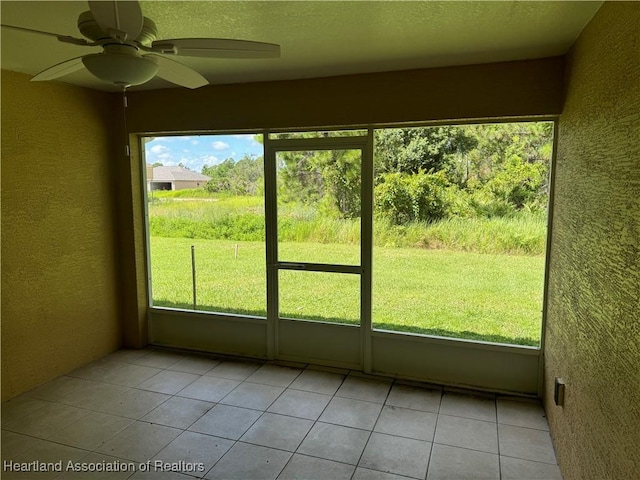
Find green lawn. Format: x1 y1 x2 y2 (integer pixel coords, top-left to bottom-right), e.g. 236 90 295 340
150 236 544 346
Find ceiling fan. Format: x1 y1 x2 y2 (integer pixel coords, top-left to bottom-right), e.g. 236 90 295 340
1 0 281 89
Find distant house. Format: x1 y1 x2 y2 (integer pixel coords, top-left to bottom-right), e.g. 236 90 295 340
148 165 211 191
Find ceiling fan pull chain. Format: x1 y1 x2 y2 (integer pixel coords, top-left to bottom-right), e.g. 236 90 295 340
122 90 130 158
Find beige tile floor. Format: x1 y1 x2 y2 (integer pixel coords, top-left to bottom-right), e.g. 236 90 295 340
1 348 562 479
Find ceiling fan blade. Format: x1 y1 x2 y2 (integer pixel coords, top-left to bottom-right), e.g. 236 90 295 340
146 54 209 89
88 0 143 42
151 38 281 59
1 24 91 46
31 56 85 82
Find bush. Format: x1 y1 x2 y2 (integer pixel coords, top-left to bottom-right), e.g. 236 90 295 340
374 171 449 224
442 185 476 218
374 173 413 224
483 155 547 209
467 189 517 218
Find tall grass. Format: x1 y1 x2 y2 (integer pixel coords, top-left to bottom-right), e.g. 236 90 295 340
149 188 219 199
374 214 546 255
148 192 546 255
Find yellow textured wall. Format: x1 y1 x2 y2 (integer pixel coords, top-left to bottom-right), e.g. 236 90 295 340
544 3 640 479
1 70 121 400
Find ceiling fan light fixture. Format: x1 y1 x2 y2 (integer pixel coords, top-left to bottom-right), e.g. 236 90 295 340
82 52 158 88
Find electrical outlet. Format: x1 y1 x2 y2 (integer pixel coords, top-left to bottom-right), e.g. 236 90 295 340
554 377 565 406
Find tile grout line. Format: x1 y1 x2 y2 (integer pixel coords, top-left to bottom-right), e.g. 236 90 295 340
3 350 558 478
203 364 307 479
283 367 350 478
424 387 445 480
350 377 395 476
495 397 503 480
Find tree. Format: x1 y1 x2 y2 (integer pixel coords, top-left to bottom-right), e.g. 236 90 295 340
374 171 449 224
278 149 361 218
458 122 553 211
371 122 553 221
202 158 235 192
202 155 263 195
321 149 361 218
374 126 478 179
459 122 552 188
271 132 362 218
228 155 263 195
483 155 548 209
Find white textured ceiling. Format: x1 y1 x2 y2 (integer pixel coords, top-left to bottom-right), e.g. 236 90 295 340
1 1 602 91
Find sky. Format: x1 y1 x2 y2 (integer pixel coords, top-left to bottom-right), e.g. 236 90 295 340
144 134 264 173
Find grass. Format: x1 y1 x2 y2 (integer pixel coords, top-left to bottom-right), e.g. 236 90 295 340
150 236 544 346
374 215 546 255
371 247 543 345
149 188 227 199
147 190 546 346
148 191 547 255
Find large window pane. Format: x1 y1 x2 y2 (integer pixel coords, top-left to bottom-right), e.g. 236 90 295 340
145 134 266 316
372 122 551 346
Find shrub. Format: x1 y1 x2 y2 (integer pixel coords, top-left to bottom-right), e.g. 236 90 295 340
374 173 413 224
467 189 517 218
443 185 476 218
483 155 547 209
374 171 449 224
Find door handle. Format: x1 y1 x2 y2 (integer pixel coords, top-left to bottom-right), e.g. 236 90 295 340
278 262 306 269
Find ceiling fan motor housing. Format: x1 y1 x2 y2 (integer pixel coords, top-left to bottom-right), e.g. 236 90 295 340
82 44 159 88
77 10 157 46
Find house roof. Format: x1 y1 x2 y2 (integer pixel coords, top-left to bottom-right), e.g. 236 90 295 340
151 166 211 183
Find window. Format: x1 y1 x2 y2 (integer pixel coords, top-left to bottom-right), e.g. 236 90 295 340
144 134 267 316
143 122 552 348
372 122 552 346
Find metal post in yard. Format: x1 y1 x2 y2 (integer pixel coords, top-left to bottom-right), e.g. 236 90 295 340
191 245 197 310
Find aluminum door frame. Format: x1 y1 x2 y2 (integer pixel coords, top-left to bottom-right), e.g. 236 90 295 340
264 133 374 370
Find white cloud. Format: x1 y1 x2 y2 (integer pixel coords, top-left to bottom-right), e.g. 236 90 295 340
191 140 199 145
146 142 177 165
149 144 168 154
212 141 230 151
